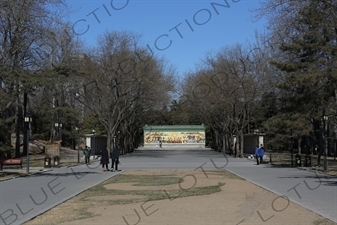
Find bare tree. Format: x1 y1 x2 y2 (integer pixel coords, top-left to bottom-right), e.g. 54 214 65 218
183 44 264 156
75 31 175 152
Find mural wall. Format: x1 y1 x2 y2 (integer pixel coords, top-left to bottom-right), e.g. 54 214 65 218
144 131 205 144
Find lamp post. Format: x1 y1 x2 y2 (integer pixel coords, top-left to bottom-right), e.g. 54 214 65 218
25 116 32 173
75 127 80 163
55 122 62 140
54 122 58 140
92 129 96 159
59 123 62 141
323 115 328 171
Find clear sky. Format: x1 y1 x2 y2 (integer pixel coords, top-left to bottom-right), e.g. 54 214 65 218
66 0 267 77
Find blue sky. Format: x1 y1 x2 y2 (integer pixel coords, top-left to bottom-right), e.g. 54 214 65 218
66 0 267 76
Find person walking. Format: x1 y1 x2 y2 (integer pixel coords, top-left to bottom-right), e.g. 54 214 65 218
259 144 265 164
100 147 110 172
111 145 120 172
82 146 89 165
255 145 260 165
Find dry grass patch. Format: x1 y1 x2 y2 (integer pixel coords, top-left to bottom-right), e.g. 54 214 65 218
24 169 232 225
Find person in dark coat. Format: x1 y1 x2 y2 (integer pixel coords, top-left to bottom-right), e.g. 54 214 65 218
100 147 110 172
82 146 90 165
111 145 120 172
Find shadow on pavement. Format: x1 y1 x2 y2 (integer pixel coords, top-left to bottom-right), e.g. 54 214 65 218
30 171 99 177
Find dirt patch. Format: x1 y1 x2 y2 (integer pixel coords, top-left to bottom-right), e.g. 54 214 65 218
24 169 336 225
105 169 231 191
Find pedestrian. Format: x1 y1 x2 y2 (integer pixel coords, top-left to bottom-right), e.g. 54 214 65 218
111 145 120 172
255 145 260 165
100 147 110 172
259 144 265 164
159 140 162 148
87 147 92 164
82 146 89 165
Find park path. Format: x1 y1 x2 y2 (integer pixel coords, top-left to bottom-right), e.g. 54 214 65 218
225 161 337 223
0 163 121 225
0 146 336 224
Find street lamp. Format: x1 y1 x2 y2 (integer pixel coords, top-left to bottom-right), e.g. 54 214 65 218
25 116 32 173
75 127 80 163
54 122 62 140
323 115 328 171
60 123 62 140
54 122 58 140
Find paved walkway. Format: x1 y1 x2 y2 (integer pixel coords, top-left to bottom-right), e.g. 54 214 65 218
0 147 336 224
225 160 337 224
0 163 121 225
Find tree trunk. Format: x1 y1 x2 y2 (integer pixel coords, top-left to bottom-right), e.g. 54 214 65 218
318 133 324 166
15 93 21 158
106 131 112 153
23 92 28 156
333 123 337 160
214 130 219 151
240 132 244 158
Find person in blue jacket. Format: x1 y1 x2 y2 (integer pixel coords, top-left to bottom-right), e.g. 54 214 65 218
255 145 260 165
259 144 265 164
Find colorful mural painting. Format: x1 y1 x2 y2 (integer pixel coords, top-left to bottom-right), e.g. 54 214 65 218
143 125 205 144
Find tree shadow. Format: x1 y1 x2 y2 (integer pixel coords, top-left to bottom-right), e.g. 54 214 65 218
30 171 99 177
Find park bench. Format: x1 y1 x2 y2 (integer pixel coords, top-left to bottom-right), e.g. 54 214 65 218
0 158 22 170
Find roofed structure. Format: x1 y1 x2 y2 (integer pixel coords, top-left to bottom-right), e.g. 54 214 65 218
143 125 205 144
